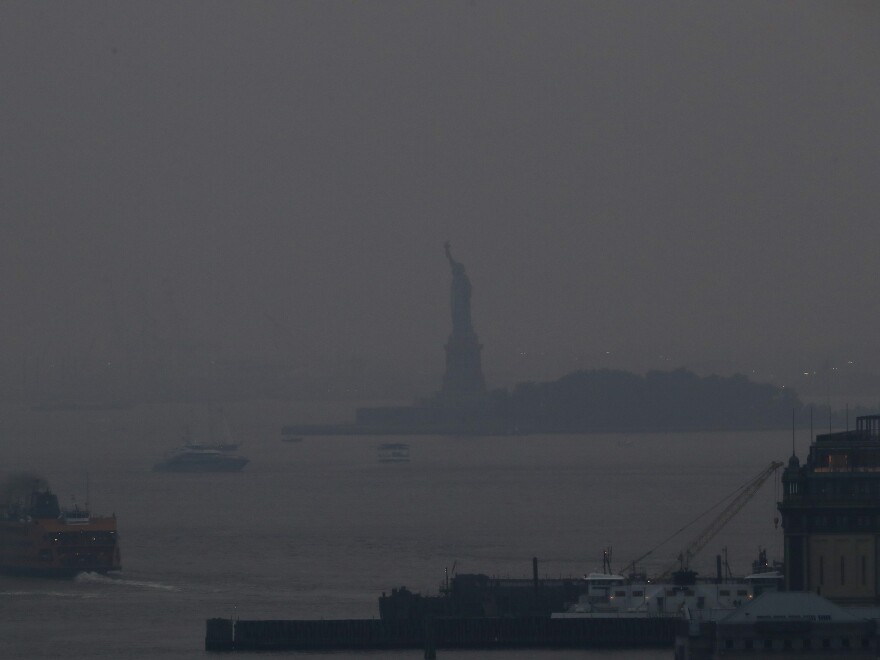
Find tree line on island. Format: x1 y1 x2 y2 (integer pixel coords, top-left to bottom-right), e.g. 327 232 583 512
481 368 872 433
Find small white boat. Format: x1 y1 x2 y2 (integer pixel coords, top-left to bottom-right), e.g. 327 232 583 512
378 443 410 463
153 446 249 472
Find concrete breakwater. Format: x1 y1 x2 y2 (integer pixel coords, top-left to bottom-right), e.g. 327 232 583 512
205 615 676 651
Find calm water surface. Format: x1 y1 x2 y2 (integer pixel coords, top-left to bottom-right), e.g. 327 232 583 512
0 401 798 659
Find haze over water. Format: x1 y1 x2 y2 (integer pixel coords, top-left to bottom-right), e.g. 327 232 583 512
2 2 880 400
1 402 797 659
2 2 877 658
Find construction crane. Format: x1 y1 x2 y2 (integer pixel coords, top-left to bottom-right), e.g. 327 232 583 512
652 460 784 582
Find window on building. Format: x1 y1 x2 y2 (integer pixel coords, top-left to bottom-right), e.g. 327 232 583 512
862 556 867 586
719 589 730 596
830 453 849 470
819 556 824 585
841 557 846 586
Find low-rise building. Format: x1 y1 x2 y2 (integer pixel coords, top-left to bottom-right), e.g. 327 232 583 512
674 591 877 659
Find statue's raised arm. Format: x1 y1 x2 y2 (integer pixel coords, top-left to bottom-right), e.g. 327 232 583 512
444 241 456 269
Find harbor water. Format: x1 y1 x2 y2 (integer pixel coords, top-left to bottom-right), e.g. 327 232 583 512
0 401 796 659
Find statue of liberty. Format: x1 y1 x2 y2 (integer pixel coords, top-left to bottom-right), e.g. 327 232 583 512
444 241 473 336
439 241 486 401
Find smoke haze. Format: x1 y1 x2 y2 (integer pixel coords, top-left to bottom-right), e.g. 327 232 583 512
2 2 879 399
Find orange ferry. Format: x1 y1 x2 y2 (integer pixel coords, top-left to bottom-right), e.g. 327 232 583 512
0 488 121 577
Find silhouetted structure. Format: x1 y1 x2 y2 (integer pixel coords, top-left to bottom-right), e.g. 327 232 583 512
439 242 486 404
325 243 490 433
344 243 491 431
284 364 804 436
281 250 805 435
779 415 880 603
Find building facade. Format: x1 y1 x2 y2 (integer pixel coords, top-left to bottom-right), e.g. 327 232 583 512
779 415 880 603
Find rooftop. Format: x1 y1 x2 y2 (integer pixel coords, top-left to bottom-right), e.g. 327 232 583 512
721 592 868 625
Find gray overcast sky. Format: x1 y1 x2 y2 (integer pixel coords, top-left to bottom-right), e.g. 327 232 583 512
1 1 879 390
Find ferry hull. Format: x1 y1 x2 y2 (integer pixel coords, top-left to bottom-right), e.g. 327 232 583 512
0 564 118 579
0 516 121 578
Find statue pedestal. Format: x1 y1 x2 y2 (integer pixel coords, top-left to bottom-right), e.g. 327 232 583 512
440 331 486 405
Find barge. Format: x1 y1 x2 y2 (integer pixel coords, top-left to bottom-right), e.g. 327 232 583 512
206 557 781 651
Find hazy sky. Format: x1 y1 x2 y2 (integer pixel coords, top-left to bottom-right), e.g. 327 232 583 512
2 2 879 390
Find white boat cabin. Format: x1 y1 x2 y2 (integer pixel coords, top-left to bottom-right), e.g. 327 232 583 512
553 572 782 618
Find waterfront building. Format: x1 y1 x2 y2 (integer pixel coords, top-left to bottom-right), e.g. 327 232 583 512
779 415 880 603
674 591 877 659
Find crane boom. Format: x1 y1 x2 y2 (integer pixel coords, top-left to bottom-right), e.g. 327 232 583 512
654 460 783 581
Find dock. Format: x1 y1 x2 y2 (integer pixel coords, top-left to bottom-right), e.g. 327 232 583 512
205 615 676 651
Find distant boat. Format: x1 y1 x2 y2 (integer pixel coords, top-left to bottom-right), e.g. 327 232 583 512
176 419 239 453
185 442 239 452
153 446 249 472
378 443 409 463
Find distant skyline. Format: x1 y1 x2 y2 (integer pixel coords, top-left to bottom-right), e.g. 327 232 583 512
2 2 879 400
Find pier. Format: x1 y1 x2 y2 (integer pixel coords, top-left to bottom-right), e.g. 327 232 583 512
205 615 676 651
